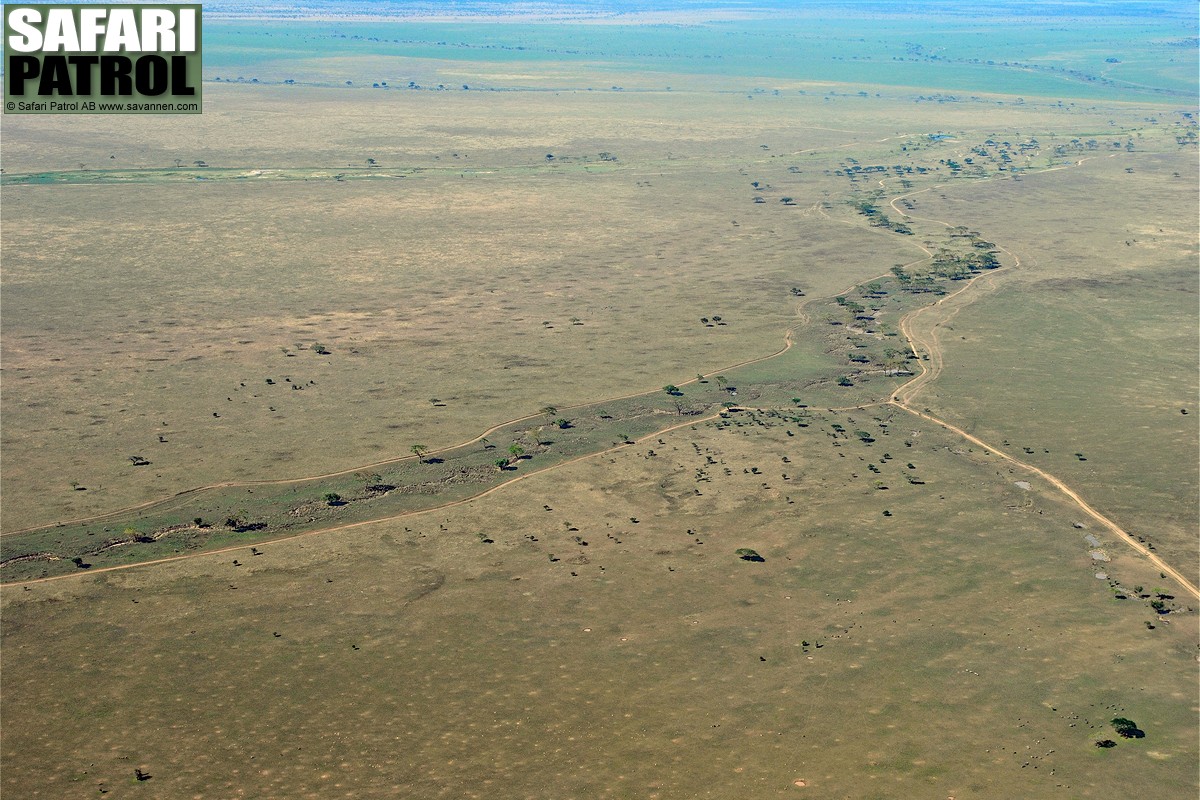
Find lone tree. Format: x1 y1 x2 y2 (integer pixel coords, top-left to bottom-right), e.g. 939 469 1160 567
411 444 429 463
1111 718 1145 739
540 405 558 418
663 384 681 396
323 492 343 506
508 444 525 462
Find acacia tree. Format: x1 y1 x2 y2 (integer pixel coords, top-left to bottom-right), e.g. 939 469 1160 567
411 444 429 463
1111 718 1145 739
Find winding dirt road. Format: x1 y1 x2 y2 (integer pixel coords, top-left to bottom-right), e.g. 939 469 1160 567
879 178 1199 601
6 156 1195 601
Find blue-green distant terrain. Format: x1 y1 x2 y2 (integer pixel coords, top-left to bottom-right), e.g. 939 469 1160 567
201 1 1198 101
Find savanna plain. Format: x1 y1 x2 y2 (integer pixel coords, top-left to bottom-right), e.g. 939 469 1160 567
1 2 1197 798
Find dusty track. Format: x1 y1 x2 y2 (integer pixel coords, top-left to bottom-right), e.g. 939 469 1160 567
6 156 1194 601
879 177 1200 601
1 332 795 539
3 411 726 586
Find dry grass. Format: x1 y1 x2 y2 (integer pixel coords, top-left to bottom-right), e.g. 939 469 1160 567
1 85 938 530
907 151 1200 582
2 57 1196 800
3 409 1194 798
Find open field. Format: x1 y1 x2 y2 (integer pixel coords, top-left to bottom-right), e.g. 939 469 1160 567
3 85 932 531
903 150 1199 582
3 408 1196 798
3 87 1188 532
2 1 1197 797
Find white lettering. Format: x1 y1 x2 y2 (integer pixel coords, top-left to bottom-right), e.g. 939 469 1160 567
6 8 43 52
6 7 199 54
103 9 140 52
78 8 108 52
140 10 174 51
41 8 80 52
6 7 44 51
178 8 196 52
